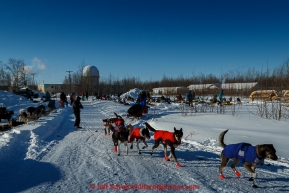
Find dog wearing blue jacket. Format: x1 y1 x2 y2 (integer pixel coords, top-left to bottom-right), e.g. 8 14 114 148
218 129 278 188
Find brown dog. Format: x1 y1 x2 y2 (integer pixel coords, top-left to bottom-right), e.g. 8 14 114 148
103 112 125 136
127 124 150 154
219 129 278 188
145 122 183 167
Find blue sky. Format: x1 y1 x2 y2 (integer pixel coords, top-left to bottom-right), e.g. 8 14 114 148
1 0 289 84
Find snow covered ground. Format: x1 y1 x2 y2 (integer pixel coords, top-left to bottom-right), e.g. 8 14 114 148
1 89 289 192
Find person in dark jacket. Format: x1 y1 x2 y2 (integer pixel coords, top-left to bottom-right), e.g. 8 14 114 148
85 91 89 101
72 96 83 128
70 92 75 106
60 92 68 107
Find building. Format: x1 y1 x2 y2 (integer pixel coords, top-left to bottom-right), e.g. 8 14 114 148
38 84 67 94
152 82 259 96
152 87 188 95
188 82 258 91
83 65 100 86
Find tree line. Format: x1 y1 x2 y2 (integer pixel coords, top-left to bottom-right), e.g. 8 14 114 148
1 58 289 97
0 59 37 91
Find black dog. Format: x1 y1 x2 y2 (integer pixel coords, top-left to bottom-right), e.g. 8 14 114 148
27 105 45 118
0 110 14 122
0 107 14 122
145 122 183 167
110 124 129 156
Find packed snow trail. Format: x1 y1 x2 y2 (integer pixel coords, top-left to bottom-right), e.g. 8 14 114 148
1 100 288 192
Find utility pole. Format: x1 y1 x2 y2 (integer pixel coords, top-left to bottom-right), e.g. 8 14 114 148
31 72 36 86
66 70 73 93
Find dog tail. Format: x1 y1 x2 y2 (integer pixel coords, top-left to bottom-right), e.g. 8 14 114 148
219 129 228 148
114 112 123 119
145 122 156 132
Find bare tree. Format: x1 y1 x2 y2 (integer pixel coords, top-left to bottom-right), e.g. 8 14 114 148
5 58 30 89
0 61 5 86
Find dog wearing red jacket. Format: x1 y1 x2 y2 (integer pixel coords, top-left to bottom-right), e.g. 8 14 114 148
127 124 150 154
110 124 129 156
102 112 125 136
145 122 183 167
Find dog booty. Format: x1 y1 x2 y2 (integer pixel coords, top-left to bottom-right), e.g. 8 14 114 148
113 147 117 152
165 156 170 161
176 163 181 167
235 171 241 177
219 174 225 179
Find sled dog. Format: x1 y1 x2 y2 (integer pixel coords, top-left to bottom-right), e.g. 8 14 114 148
128 124 150 154
219 129 278 188
103 112 125 136
145 122 183 167
110 124 129 156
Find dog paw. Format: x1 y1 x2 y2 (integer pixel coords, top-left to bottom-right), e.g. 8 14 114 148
118 154 120 156
252 184 258 188
248 177 254 181
234 171 241 177
150 152 153 156
130 146 133 149
142 146 147 149
138 152 141 154
219 174 225 179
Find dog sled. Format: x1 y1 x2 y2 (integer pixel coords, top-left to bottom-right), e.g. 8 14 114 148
47 100 56 109
0 106 14 122
127 104 149 118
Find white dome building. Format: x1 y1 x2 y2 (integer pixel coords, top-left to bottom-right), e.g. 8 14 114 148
83 65 100 86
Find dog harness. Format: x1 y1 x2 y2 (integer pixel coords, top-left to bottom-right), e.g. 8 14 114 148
129 128 145 142
223 143 264 165
154 130 180 145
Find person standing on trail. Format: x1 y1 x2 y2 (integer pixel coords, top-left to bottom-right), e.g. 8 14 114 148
60 92 66 107
81 91 85 101
86 91 89 101
72 96 83 129
70 92 75 106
